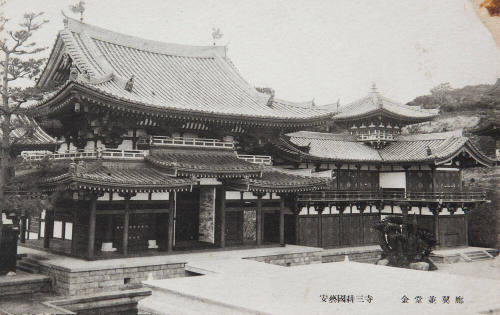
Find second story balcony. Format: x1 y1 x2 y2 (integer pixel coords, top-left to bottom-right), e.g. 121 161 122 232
298 189 488 204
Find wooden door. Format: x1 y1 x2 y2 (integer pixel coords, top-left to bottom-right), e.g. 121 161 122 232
297 216 318 247
263 212 280 243
225 211 243 245
321 215 341 248
176 190 200 242
439 216 466 247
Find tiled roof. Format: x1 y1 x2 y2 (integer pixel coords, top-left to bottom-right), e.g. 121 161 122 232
43 161 195 193
322 90 438 121
36 18 331 122
146 147 263 178
280 130 494 165
0 115 58 149
228 168 331 193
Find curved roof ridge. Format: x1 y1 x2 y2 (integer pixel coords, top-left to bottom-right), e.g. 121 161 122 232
286 130 356 141
397 130 464 141
378 95 438 114
65 17 226 58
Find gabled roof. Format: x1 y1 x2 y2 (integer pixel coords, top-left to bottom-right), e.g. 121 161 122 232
227 168 331 193
278 130 494 166
146 147 263 178
35 18 332 125
322 87 438 122
42 161 195 193
1 114 58 151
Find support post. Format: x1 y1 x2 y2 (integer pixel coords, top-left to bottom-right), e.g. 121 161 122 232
168 191 175 252
279 196 285 247
44 210 54 249
464 207 469 246
122 195 131 255
219 188 226 248
317 207 323 248
20 216 26 243
432 206 440 246
88 195 97 259
256 193 263 245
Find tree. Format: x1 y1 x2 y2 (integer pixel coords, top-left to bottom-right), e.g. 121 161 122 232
430 82 453 106
0 7 49 246
373 216 436 268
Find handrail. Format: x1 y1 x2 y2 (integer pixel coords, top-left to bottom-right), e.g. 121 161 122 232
237 154 272 165
22 149 148 161
357 133 395 141
297 190 487 202
141 136 234 149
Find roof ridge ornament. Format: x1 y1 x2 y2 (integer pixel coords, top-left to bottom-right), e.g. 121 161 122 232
125 75 135 92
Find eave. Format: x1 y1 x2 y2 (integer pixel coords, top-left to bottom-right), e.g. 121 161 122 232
30 81 334 129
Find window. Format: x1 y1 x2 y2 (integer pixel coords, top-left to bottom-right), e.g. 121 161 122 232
53 220 63 238
39 210 46 239
64 222 73 240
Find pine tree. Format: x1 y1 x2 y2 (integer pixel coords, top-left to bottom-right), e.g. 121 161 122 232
0 6 50 245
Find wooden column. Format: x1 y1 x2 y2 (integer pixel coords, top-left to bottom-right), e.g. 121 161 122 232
219 188 226 248
295 199 300 245
256 193 263 246
432 206 440 246
168 191 176 252
317 207 323 248
44 210 54 249
122 195 131 255
279 196 285 247
88 195 97 259
20 216 27 243
464 207 469 246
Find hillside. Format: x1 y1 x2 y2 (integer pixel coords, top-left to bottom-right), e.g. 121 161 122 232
404 80 500 157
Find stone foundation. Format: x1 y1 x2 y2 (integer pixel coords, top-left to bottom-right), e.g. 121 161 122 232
322 248 382 264
39 262 186 296
245 251 323 266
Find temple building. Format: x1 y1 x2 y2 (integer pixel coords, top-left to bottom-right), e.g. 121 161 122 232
18 18 494 260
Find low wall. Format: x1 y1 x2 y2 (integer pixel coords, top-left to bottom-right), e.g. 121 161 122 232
0 275 51 297
245 251 323 266
46 287 152 315
322 247 382 264
39 262 186 296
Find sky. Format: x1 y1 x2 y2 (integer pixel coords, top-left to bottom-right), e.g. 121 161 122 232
3 0 500 105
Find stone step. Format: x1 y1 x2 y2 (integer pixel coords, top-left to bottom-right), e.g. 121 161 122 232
0 275 51 297
16 260 40 274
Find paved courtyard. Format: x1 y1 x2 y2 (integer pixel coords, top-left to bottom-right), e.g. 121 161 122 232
142 255 500 315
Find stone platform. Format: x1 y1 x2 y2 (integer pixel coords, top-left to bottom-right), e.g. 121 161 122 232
142 261 500 315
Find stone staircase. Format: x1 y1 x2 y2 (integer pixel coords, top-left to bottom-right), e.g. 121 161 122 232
16 256 42 274
460 250 495 262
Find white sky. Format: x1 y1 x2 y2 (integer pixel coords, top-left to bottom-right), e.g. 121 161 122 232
3 0 500 105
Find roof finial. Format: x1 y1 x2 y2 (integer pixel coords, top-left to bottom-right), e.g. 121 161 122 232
211 27 223 46
125 75 135 92
371 82 378 93
70 1 86 22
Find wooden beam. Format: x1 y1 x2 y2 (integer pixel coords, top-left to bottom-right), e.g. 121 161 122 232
122 196 130 255
219 188 226 248
256 194 263 245
96 208 169 215
88 195 97 259
168 191 175 252
279 197 285 246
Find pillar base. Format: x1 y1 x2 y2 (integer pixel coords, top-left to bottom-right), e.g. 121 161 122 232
101 242 117 252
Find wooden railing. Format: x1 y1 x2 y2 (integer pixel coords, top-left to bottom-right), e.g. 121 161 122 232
298 190 487 203
236 154 272 165
140 136 234 149
357 133 395 141
21 149 148 161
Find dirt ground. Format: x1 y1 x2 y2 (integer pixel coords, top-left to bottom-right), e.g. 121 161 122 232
435 256 500 280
